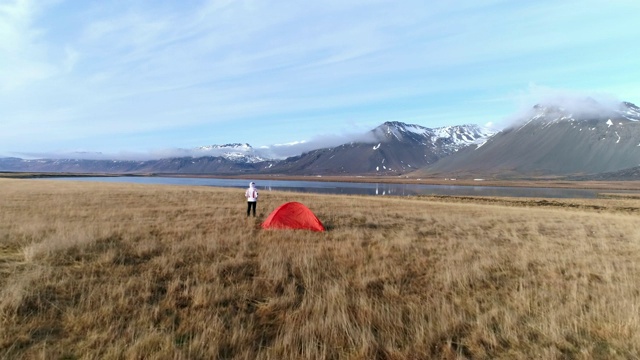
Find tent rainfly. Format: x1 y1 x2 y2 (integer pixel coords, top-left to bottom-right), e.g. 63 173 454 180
261 202 325 232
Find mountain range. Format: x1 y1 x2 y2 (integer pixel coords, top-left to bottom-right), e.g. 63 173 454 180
2 100 639 179
0 123 495 176
262 122 495 175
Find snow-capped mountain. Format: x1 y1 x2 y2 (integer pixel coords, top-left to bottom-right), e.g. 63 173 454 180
267 122 496 175
372 122 496 155
193 143 268 163
417 101 640 178
433 125 497 146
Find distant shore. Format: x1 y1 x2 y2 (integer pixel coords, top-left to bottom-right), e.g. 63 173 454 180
2 171 640 191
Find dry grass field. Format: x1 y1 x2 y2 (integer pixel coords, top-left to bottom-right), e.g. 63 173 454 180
1 178 640 359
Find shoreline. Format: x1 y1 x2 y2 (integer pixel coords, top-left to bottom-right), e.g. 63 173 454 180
2 171 640 191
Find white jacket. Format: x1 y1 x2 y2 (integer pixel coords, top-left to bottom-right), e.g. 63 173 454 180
245 184 258 202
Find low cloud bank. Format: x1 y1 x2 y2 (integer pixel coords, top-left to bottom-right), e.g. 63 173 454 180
15 131 379 161
15 148 251 161
259 131 378 159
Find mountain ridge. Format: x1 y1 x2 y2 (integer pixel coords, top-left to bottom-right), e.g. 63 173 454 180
413 100 640 178
264 123 496 175
0 122 496 176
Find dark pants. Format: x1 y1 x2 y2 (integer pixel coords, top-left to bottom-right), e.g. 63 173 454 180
247 201 257 217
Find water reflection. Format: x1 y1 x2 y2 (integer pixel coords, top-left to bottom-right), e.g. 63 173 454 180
44 176 603 199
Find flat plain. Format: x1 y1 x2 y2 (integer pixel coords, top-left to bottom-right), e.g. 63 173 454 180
1 178 640 359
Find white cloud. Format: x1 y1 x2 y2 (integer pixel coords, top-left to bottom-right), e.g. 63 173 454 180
2 0 640 156
0 0 57 90
258 130 379 159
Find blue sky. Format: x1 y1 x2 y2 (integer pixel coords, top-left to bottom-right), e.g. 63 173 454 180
2 0 640 159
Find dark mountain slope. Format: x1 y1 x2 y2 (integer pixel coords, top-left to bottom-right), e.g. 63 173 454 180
415 101 640 178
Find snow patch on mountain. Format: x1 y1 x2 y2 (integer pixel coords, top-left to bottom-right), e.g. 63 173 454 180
194 143 268 163
403 124 431 136
622 102 640 120
431 124 497 146
375 121 497 151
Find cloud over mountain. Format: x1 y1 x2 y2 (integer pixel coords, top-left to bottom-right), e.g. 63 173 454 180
259 131 379 159
502 86 628 128
418 96 640 178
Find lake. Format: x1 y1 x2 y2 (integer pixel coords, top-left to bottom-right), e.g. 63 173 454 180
44 176 605 199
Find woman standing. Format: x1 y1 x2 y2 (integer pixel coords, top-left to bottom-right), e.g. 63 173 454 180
245 182 258 217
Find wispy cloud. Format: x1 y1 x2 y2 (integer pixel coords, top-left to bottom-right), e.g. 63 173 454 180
0 0 58 90
1 0 640 157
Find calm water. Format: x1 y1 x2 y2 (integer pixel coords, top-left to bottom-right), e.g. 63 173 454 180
44 176 605 199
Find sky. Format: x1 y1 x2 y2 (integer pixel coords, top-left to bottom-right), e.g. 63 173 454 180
2 0 640 159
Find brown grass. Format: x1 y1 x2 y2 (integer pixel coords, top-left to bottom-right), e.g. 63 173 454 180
1 178 640 359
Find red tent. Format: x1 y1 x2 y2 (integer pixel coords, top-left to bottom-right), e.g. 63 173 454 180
261 202 325 232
